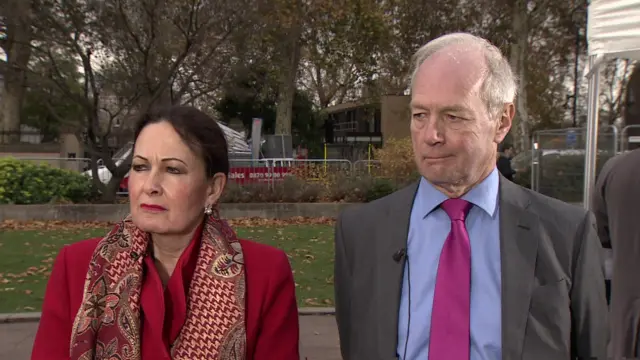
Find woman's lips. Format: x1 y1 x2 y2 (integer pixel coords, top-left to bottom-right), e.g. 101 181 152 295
140 204 167 211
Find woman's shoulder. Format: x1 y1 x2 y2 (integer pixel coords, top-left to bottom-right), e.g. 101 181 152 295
53 237 102 276
239 239 291 274
61 237 102 258
239 239 287 261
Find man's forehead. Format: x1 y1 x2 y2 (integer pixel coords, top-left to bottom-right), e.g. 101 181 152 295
414 46 486 90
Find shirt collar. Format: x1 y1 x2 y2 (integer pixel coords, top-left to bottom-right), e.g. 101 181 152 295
415 167 500 218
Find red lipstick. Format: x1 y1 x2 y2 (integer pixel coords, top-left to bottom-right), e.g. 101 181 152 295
140 203 167 211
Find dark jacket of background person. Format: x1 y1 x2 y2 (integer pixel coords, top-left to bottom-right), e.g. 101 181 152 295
591 148 640 358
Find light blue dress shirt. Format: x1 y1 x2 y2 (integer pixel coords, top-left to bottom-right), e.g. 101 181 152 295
396 168 502 360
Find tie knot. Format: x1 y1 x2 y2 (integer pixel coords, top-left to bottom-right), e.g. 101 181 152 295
441 198 472 221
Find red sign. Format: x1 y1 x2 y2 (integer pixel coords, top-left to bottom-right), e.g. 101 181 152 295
228 166 291 183
120 167 289 190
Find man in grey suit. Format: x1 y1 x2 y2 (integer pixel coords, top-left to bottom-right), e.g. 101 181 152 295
334 32 608 360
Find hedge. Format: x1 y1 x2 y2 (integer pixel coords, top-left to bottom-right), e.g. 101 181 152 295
514 152 615 202
0 157 96 204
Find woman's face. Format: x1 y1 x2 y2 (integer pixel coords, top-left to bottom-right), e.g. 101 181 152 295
128 121 225 236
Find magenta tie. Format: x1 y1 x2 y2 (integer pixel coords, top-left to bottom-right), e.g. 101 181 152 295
428 198 473 360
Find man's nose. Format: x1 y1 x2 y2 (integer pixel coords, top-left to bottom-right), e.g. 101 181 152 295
421 117 445 145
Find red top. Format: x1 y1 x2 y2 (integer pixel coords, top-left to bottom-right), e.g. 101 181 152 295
31 232 300 360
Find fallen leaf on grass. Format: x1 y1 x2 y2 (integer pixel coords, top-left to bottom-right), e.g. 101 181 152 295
304 298 322 306
24 290 33 295
227 217 335 228
0 220 114 231
1 217 336 231
23 306 35 311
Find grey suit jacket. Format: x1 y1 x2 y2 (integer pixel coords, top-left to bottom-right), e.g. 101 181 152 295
334 177 608 360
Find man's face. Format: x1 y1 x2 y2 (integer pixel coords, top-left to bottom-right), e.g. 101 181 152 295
410 46 512 192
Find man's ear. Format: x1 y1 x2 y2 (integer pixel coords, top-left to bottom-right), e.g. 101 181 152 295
495 103 515 143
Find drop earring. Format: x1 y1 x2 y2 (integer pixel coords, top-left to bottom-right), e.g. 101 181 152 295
204 204 213 215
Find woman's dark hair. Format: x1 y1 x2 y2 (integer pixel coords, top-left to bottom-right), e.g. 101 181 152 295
133 105 229 178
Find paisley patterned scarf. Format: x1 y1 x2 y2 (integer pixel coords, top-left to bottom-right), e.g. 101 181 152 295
69 214 246 360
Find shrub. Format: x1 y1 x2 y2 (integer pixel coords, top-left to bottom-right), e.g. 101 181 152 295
288 162 334 187
273 176 325 203
0 157 95 204
221 176 325 203
365 177 396 202
221 173 397 203
325 173 374 202
515 152 615 202
373 137 418 183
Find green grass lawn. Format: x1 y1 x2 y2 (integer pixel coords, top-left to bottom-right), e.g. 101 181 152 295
0 224 334 313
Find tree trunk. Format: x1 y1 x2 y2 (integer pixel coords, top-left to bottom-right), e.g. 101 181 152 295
274 22 303 135
1 0 33 144
100 178 124 203
1 91 22 143
508 0 531 153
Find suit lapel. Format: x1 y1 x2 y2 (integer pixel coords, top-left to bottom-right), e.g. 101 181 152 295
375 182 419 358
499 178 540 360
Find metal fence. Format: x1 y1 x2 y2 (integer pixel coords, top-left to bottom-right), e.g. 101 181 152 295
529 125 618 202
620 124 640 151
352 160 382 176
1 156 369 191
227 158 353 185
5 123 640 203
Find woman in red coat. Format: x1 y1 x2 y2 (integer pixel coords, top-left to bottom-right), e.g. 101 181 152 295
32 106 300 360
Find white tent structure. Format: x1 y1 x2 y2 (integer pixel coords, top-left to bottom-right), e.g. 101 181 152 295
583 0 640 208
218 122 251 155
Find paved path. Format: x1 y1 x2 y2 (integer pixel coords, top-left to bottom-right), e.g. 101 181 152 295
0 315 341 360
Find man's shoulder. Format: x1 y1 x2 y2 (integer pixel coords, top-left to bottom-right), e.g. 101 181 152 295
509 182 586 222
599 148 640 179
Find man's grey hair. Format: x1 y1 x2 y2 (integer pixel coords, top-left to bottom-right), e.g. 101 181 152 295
409 32 517 118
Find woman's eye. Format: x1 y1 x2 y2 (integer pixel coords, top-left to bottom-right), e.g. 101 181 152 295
167 167 181 174
132 164 146 171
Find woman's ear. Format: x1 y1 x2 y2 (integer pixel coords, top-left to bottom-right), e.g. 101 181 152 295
206 173 227 206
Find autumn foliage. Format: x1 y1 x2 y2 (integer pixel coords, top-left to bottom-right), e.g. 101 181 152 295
373 137 419 184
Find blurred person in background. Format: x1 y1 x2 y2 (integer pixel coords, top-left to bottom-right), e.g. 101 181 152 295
592 149 640 358
496 143 516 181
31 105 299 360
